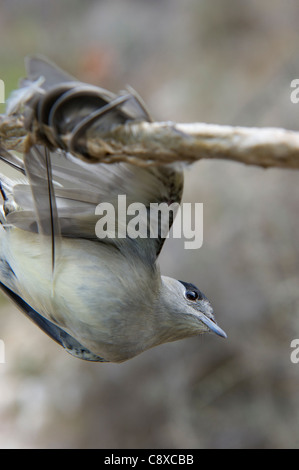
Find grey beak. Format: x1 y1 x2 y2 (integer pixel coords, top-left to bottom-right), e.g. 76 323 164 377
199 314 227 338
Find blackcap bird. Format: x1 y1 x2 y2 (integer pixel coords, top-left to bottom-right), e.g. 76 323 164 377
0 57 226 362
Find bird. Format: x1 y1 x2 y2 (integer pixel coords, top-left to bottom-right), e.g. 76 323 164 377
0 56 226 363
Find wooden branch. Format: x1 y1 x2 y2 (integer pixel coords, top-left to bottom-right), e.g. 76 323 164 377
0 115 29 152
1 113 299 169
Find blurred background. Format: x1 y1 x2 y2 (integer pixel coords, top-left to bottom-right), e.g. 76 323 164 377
0 0 299 449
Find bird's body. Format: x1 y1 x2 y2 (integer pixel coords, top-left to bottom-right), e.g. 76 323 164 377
0 56 226 362
1 227 159 362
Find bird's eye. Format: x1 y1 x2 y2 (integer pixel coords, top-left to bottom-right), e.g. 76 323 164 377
185 290 198 301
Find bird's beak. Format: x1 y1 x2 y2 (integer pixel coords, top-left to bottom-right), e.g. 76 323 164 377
199 315 227 338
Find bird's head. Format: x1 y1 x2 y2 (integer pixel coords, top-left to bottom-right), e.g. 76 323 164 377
155 276 227 343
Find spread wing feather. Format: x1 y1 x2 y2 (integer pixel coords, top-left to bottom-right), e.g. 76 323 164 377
2 56 184 259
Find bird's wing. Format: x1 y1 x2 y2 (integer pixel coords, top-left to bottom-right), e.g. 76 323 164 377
24 54 77 89
2 147 183 260
2 55 184 261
